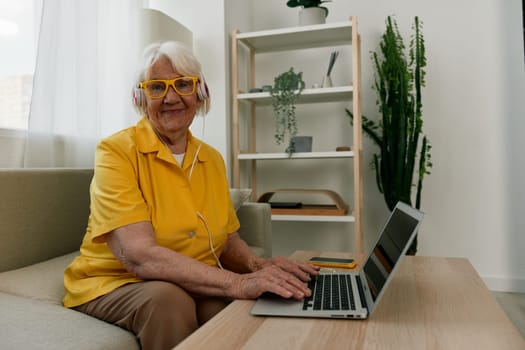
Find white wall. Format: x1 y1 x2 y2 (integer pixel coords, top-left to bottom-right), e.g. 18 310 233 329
225 0 525 292
140 9 193 51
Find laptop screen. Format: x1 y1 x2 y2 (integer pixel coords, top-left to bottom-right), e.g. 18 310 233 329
362 206 420 301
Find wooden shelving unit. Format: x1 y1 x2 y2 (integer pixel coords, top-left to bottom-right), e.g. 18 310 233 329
231 17 364 253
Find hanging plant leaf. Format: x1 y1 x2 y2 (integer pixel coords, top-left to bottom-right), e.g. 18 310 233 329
271 67 305 155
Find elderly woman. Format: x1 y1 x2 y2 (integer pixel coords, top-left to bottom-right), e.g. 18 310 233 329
63 41 319 350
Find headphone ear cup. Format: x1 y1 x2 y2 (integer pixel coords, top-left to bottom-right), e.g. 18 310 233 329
197 76 209 101
132 86 146 110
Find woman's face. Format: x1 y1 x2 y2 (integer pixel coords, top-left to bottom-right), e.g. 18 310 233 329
144 55 199 138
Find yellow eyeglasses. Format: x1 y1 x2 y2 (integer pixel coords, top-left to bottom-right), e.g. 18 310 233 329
139 77 199 99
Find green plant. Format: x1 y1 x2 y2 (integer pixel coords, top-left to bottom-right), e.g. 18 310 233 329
286 0 332 17
271 67 305 154
346 16 432 254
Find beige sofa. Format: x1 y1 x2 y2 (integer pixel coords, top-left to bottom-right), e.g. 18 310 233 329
0 168 271 349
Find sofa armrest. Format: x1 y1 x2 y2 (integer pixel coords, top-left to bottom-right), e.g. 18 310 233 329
236 202 272 258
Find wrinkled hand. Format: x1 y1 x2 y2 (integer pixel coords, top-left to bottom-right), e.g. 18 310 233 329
258 256 320 282
232 257 320 300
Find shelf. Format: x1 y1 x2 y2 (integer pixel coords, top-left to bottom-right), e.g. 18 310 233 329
271 214 355 222
238 151 353 160
236 21 352 53
237 86 353 105
231 16 364 252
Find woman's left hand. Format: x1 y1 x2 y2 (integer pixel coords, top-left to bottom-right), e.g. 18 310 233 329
256 256 320 282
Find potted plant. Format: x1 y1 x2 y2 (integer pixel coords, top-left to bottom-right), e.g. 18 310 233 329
286 0 332 26
271 67 305 155
346 16 432 254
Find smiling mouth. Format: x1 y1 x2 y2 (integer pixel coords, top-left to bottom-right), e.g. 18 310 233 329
161 109 184 115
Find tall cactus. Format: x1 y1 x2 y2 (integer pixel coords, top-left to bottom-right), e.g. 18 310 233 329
347 16 432 254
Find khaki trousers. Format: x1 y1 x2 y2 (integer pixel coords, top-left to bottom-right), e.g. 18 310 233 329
74 281 230 350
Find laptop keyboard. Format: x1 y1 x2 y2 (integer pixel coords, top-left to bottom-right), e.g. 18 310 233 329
303 274 357 311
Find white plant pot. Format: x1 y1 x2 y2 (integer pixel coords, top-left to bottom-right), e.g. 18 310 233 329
298 7 326 26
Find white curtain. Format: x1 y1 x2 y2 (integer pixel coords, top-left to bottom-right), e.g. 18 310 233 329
24 0 144 167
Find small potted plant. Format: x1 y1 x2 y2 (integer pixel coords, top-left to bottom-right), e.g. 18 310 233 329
286 0 332 25
271 67 305 155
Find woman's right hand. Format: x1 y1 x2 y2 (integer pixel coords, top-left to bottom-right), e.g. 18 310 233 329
231 265 312 300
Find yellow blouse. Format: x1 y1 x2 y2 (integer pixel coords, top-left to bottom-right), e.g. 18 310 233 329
63 117 239 308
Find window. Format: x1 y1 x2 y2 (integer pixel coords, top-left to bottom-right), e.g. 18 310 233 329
0 0 42 130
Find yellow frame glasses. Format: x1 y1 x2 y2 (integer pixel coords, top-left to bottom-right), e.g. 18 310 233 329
139 76 199 99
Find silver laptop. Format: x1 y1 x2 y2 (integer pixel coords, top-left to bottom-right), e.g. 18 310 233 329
251 201 425 319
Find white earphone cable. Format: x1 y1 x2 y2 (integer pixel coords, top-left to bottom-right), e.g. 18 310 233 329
196 211 223 269
188 109 205 180
188 143 201 180
150 99 219 268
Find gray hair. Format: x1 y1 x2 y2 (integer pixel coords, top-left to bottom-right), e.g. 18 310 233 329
134 41 210 116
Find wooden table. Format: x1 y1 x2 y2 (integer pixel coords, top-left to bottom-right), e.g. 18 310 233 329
176 251 525 349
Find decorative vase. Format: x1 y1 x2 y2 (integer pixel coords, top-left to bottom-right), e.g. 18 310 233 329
321 75 333 88
292 136 313 152
298 7 326 26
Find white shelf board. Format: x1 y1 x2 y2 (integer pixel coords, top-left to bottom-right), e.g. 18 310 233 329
271 214 355 222
236 21 352 53
238 151 354 160
237 86 353 105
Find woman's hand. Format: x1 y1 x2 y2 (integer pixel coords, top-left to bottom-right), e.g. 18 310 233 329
231 265 307 300
218 234 320 300
256 256 320 282
231 257 320 300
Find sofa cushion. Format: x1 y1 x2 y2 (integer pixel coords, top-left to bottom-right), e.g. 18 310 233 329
0 251 77 305
0 291 139 350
